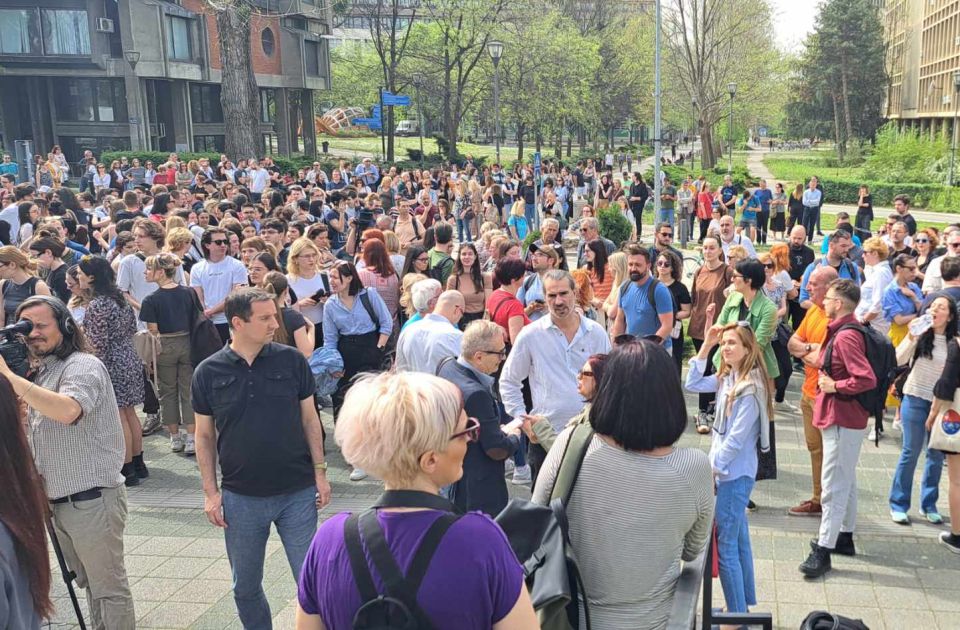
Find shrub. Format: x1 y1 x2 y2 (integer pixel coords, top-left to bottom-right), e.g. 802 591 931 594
597 207 633 248
523 230 540 253
100 151 338 177
863 123 949 184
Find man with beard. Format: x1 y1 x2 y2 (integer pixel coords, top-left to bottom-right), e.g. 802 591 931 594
610 244 674 351
787 225 816 330
500 270 610 485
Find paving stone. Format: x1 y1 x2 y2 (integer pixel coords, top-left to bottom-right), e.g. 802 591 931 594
138 601 210 628
147 556 217 580
873 585 930 610
171 579 233 605
881 607 937 628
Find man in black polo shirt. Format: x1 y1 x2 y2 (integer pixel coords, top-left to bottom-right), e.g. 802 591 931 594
192 287 331 629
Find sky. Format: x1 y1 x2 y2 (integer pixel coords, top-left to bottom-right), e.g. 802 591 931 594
768 0 820 53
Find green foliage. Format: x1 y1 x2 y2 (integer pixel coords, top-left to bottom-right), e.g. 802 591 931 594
100 152 338 176
523 230 540 252
597 207 633 248
862 124 949 184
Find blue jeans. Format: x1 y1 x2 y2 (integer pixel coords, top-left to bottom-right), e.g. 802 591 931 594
524 202 537 231
656 207 675 229
222 485 318 629
890 395 944 514
457 218 472 242
716 475 757 613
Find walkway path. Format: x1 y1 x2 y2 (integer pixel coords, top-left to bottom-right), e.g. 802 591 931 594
746 148 958 225
44 374 960 629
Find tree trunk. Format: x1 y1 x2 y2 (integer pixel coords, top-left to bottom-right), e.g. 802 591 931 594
535 131 542 153
840 65 854 151
566 126 573 157
516 123 525 161
832 92 846 162
700 124 716 170
214 3 260 159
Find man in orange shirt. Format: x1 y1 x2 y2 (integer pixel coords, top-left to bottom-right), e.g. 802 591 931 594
786 265 838 516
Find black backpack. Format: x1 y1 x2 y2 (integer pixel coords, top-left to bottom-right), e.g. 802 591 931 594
821 321 896 446
800 610 870 630
427 253 453 283
345 491 462 630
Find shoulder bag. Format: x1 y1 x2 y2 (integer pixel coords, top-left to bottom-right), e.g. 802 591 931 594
930 339 960 453
187 288 224 367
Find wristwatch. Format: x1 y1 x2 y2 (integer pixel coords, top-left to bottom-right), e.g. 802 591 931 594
805 343 812 353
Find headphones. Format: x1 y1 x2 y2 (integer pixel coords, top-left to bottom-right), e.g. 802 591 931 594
17 295 76 338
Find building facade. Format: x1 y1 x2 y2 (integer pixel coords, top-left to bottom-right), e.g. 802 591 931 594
0 0 333 161
884 0 960 135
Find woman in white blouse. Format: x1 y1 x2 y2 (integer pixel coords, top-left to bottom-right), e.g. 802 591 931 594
856 237 894 337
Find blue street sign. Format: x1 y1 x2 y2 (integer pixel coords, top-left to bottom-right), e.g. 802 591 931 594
533 151 542 176
353 117 382 130
383 94 411 107
758 126 768 137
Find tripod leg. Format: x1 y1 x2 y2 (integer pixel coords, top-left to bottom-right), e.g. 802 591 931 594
46 516 87 630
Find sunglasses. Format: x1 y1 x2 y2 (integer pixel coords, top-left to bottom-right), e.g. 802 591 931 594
211 239 229 246
659 232 673 238
450 417 480 442
655 260 671 267
915 238 929 244
763 263 775 269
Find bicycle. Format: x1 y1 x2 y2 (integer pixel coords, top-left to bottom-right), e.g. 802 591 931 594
682 251 702 282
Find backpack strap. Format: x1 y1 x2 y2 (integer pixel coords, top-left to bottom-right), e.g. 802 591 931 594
646 277 660 313
357 509 459 630
358 290 381 332
549 421 595 505
523 273 537 294
343 513 380 605
822 321 862 380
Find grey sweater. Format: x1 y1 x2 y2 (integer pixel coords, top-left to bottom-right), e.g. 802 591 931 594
0 521 40 630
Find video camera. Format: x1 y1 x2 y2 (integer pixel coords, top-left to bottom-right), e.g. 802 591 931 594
0 319 32 378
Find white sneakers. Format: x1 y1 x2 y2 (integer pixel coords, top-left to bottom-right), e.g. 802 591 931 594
350 468 368 481
170 433 184 452
170 431 196 455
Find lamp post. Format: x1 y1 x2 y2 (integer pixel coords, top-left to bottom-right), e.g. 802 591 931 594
727 82 737 174
413 73 425 168
951 71 960 187
487 40 504 166
691 97 698 172
653 0 663 222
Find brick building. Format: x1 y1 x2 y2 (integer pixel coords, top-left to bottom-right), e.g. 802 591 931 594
0 0 333 162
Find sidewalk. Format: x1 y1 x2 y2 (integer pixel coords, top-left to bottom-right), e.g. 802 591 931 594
44 374 960 629
746 148 957 226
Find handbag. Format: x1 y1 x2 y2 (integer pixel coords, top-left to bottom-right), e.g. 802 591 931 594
755 420 777 481
929 379 960 453
133 330 161 390
775 320 793 346
800 610 870 630
186 289 224 368
495 422 593 630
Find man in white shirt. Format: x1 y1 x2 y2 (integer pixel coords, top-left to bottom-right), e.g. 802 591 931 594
395 290 465 373
247 161 270 200
500 269 611 486
118 220 185 326
923 227 960 294
190 227 249 343
0 183 34 245
718 214 758 258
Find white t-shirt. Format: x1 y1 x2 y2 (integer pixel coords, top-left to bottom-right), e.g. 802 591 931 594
117 254 186 329
287 272 329 324
0 203 20 244
189 256 248 324
248 168 270 193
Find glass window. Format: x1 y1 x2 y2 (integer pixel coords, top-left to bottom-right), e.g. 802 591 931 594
55 79 127 123
41 9 91 55
263 133 278 156
260 89 276 123
189 83 223 124
194 135 224 152
167 16 191 61
305 40 320 77
261 27 275 57
0 9 41 54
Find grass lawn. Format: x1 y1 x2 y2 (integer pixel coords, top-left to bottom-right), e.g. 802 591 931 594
320 135 502 162
763 155 865 185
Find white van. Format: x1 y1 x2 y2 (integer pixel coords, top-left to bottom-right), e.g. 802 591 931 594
395 120 419 136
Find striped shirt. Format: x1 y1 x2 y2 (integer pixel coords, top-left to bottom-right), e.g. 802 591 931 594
533 428 713 629
898 334 950 402
27 352 126 500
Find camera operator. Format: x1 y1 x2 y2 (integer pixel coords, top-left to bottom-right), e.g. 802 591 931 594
0 295 135 629
322 190 352 255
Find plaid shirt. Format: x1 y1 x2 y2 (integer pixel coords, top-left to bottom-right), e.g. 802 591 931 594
27 352 125 500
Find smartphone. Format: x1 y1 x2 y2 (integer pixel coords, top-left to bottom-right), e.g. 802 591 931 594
310 274 332 301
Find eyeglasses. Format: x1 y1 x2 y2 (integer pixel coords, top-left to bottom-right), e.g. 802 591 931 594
655 261 671 267
479 348 507 358
416 256 429 263
915 238 929 244
822 295 841 303
659 232 673 238
450 417 480 442
211 239 229 246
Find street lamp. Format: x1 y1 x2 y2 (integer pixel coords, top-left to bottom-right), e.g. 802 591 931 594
412 73 425 168
124 50 141 71
487 40 504 166
727 82 737 174
950 71 960 187
691 97 698 172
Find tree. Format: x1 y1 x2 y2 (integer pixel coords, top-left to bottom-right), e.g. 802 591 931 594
327 45 382 110
663 0 780 168
203 1 261 159
358 0 418 161
408 0 506 160
786 0 886 159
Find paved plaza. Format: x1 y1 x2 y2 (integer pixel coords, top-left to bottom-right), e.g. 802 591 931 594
42 372 960 630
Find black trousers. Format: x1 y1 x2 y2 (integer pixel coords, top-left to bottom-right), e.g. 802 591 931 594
757 210 770 244
333 331 383 420
772 338 793 402
142 367 159 415
788 298 807 333
691 338 718 413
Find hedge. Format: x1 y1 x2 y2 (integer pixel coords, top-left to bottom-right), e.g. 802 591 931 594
597 207 633 247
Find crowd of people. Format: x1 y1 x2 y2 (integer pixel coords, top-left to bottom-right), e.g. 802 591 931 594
2 145 960 630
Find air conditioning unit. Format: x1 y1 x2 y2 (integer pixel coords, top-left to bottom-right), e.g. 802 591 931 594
95 18 115 33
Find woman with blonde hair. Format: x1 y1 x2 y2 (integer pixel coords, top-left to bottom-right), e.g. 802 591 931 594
382 230 406 273
687 322 771 621
259 271 314 357
400 272 428 323
506 200 529 242
296 372 537 630
915 227 941 282
468 178 483 235
65 264 92 325
287 239 329 344
601 251 629 323
164 226 200 274
0 246 51 326
856 237 893 336
140 253 197 454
